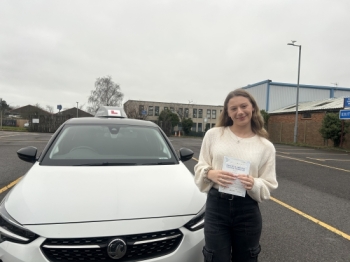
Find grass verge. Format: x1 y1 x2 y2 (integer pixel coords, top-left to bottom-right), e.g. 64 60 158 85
0 126 29 132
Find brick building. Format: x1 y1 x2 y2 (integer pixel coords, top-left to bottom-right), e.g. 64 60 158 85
268 97 350 148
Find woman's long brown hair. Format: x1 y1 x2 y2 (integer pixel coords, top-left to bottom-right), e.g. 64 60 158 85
216 89 268 139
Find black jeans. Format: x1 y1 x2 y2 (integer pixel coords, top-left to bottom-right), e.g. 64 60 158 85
203 188 262 262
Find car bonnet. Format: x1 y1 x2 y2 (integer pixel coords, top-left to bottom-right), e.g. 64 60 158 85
5 163 206 225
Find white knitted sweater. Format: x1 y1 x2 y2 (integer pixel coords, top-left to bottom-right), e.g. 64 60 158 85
194 126 278 202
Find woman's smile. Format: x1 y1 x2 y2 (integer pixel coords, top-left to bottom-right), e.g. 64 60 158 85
236 114 247 120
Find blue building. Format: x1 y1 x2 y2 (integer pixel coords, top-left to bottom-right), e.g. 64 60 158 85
242 80 350 113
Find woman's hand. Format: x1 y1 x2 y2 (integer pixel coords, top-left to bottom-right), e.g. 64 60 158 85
207 170 236 187
238 175 255 190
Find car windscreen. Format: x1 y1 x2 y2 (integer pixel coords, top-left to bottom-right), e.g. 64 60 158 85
40 124 178 166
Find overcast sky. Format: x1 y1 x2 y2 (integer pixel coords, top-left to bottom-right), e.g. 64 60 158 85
1 0 349 112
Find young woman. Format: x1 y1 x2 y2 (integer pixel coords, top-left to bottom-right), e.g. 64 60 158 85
194 89 278 262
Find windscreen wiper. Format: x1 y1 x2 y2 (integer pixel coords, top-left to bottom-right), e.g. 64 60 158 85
73 162 137 166
143 162 175 165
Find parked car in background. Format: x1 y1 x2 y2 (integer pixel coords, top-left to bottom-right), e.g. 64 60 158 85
0 107 206 262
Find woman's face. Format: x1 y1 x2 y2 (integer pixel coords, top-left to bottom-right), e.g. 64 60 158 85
227 96 254 127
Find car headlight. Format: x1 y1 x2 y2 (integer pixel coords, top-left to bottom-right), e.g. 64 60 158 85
0 196 38 244
184 205 205 231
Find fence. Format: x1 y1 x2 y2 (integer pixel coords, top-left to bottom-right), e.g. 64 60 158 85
28 115 73 133
1 119 17 127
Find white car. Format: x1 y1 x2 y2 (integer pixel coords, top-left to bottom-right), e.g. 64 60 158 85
0 107 206 262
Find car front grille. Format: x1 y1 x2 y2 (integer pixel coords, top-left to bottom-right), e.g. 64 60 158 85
40 229 183 262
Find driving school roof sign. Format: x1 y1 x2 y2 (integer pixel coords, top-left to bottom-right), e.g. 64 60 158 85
108 110 121 116
94 106 127 118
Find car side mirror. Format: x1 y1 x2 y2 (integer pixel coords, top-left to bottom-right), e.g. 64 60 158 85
17 146 38 163
179 148 194 162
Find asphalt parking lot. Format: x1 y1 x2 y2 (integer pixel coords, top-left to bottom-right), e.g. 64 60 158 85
1 132 350 261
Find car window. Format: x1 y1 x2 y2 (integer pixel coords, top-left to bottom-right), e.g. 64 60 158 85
41 124 177 166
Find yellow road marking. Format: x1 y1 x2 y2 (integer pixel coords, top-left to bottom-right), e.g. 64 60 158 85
271 197 350 241
0 177 22 194
192 156 350 241
277 154 350 173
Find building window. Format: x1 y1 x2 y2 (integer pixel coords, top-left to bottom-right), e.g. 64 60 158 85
302 112 312 119
185 108 189 118
164 107 168 111
198 123 202 132
178 108 183 118
139 105 144 115
207 109 211 119
155 106 159 116
198 109 203 118
193 109 197 118
170 107 174 113
192 122 197 131
148 106 153 116
212 110 216 119
211 123 215 128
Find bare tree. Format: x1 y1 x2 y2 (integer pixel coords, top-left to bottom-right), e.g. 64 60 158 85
35 103 43 109
46 105 54 113
87 76 124 115
124 101 147 120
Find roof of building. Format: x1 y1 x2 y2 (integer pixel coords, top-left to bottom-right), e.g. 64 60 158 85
244 79 350 91
56 107 93 117
270 96 348 114
242 80 350 113
9 105 52 115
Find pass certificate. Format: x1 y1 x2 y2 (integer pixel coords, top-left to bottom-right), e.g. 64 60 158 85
219 156 251 197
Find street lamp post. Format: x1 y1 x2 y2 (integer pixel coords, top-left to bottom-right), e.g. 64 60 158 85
287 41 302 143
76 102 79 118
